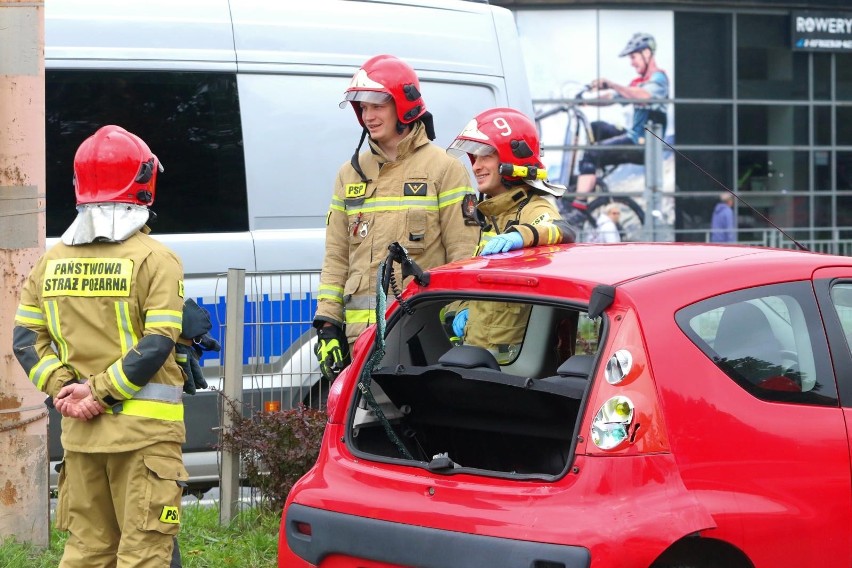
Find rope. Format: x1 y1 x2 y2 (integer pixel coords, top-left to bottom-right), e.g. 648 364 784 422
356 260 414 460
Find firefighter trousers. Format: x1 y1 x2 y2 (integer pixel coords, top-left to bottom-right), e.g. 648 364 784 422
56 442 187 568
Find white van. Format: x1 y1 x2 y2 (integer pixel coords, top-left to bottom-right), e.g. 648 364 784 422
45 0 533 490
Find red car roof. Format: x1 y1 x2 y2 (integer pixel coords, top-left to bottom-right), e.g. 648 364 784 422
426 243 852 299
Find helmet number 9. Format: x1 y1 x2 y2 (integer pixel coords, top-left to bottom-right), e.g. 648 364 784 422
493 117 512 137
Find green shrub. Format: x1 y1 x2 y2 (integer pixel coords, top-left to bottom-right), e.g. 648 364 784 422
219 401 327 511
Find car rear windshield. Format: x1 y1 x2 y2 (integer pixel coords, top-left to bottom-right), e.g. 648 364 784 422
347 297 601 479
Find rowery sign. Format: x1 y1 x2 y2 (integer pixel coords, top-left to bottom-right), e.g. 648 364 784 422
792 11 852 52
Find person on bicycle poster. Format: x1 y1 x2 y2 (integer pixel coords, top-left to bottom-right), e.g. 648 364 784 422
569 32 669 212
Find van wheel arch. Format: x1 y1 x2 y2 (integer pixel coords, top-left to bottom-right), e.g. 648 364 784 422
650 537 753 568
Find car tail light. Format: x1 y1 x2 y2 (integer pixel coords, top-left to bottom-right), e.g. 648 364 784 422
591 395 635 450
585 308 670 455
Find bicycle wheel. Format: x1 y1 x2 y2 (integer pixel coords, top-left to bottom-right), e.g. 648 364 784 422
586 195 646 242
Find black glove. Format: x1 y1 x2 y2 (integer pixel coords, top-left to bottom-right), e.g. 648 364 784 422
178 299 221 395
176 343 208 395
314 324 350 382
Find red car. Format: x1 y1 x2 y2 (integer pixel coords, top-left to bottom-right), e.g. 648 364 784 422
280 243 852 568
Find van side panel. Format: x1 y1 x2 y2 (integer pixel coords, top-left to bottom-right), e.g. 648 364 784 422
230 0 503 76
238 73 501 230
490 6 535 117
45 0 235 65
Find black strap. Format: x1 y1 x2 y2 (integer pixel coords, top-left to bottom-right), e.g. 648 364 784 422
350 127 372 183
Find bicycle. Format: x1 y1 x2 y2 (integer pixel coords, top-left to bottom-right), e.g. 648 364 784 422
535 86 646 242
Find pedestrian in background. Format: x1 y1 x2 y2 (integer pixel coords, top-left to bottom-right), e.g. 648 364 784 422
13 125 187 567
594 203 623 243
710 192 735 243
313 54 480 380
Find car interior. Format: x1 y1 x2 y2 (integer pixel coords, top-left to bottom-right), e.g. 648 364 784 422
347 297 602 478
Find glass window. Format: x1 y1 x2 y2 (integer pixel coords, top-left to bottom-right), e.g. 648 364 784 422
815 106 832 147
676 282 837 406
815 150 832 191
837 53 852 101
831 285 852 355
837 106 852 145
738 105 809 146
839 152 852 192
674 151 733 243
674 104 732 145
46 70 248 237
674 12 732 99
814 53 832 101
737 15 808 101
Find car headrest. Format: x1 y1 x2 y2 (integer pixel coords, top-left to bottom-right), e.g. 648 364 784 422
556 354 594 379
438 345 501 371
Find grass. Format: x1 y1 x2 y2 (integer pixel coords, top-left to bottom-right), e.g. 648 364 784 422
0 504 280 568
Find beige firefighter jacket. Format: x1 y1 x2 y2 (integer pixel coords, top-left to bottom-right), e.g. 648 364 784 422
315 121 480 344
13 228 186 453
463 187 568 356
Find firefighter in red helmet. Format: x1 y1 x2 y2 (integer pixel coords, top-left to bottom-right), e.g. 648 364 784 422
13 125 193 567
314 54 480 378
446 108 575 359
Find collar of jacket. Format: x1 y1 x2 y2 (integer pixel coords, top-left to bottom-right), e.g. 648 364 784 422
367 121 430 165
476 187 530 217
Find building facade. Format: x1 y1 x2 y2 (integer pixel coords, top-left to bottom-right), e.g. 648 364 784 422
499 0 852 250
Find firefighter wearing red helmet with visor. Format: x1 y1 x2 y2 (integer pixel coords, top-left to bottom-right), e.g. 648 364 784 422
13 125 192 567
446 107 576 359
313 54 480 379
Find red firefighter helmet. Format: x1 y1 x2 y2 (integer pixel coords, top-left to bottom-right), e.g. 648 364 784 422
339 54 427 128
448 107 564 196
73 125 162 206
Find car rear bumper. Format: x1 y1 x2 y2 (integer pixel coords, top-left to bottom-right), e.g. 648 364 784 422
283 503 591 568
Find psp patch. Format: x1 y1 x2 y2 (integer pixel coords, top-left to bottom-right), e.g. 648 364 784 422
530 213 551 226
403 182 427 196
159 506 180 524
345 183 367 199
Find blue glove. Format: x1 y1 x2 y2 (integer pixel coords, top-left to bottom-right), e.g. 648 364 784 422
452 308 469 337
480 231 524 255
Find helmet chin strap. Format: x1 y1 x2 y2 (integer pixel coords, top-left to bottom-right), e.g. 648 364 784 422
350 127 372 184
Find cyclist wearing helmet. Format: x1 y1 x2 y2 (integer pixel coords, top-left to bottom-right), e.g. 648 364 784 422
13 125 189 567
571 32 669 210
313 54 480 378
447 107 575 359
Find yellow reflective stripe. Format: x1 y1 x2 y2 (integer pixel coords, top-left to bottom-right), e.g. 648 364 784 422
318 284 344 303
345 195 440 215
105 399 184 422
548 224 559 244
438 187 474 208
345 309 377 324
175 352 188 363
145 309 182 331
115 301 138 355
107 360 140 399
15 304 45 326
330 203 345 212
44 301 69 363
29 355 63 391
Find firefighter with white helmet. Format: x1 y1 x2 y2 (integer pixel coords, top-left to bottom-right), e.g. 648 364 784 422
13 125 189 567
447 107 575 357
313 54 480 378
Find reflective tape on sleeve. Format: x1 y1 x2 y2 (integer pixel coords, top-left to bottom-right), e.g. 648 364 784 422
15 304 45 326
145 309 182 331
29 354 64 391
